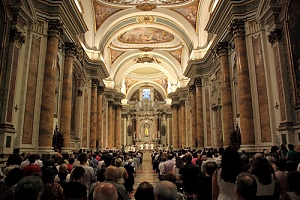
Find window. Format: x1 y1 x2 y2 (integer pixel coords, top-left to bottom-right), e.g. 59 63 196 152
142 89 150 100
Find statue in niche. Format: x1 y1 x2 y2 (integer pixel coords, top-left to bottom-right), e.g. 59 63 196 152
230 124 241 150
145 127 149 137
127 125 133 136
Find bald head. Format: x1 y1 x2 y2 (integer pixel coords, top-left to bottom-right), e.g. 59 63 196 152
93 182 118 200
105 166 117 180
154 181 177 200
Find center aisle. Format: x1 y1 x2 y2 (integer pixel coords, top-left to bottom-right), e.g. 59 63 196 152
131 151 159 199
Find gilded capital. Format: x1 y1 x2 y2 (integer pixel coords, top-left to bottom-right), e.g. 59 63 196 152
268 28 282 45
229 19 245 37
189 85 196 94
10 29 25 46
97 85 104 94
65 42 78 57
194 77 202 86
48 20 64 38
215 42 229 57
91 78 99 88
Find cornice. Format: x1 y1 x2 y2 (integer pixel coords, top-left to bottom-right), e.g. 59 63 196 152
32 0 88 42
83 53 110 83
184 50 215 80
205 0 259 35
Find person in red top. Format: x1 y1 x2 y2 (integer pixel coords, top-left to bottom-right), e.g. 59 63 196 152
22 154 42 176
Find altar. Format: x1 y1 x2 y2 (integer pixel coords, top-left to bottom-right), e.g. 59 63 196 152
136 142 157 150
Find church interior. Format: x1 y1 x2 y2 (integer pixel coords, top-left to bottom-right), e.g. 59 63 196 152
0 0 299 161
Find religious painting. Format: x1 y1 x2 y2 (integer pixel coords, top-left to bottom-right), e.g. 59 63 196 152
110 49 124 64
288 0 300 104
130 90 139 101
168 48 182 64
93 1 122 31
172 0 199 29
118 27 174 44
154 89 164 101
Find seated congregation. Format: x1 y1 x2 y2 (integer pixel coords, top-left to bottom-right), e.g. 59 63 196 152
0 143 300 200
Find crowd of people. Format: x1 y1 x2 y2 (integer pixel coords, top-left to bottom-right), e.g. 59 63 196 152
0 143 300 200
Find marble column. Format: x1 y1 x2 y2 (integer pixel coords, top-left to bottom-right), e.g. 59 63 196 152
180 100 186 148
115 104 121 149
216 42 234 146
212 106 223 147
189 85 197 148
90 79 98 149
39 20 63 150
229 19 255 146
60 43 78 150
107 101 114 148
171 104 179 149
97 86 104 149
195 77 204 148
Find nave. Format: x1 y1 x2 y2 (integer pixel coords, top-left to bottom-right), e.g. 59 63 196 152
131 152 158 199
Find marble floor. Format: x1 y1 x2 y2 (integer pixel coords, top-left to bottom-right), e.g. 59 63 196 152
130 151 159 199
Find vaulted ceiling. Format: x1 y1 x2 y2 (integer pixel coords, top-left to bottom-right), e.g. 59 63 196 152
77 0 218 100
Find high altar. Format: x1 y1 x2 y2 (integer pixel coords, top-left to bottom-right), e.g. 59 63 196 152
124 86 170 147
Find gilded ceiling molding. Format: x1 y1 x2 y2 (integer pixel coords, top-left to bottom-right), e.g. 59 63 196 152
136 4 156 11
138 15 154 24
139 47 153 52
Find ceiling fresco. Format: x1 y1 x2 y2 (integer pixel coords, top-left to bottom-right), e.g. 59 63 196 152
172 0 199 29
98 0 193 5
93 1 122 31
118 27 175 44
110 49 125 64
168 48 182 64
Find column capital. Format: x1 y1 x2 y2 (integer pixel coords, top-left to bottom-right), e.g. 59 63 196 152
77 89 83 97
229 19 245 37
194 77 202 86
91 78 99 88
108 101 114 107
114 104 122 110
189 84 196 94
267 28 282 45
10 28 25 46
97 85 104 94
48 20 64 38
215 42 229 57
180 100 186 107
65 42 78 57
171 104 178 110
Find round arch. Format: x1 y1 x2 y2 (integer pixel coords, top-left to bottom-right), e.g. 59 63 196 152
126 81 168 101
